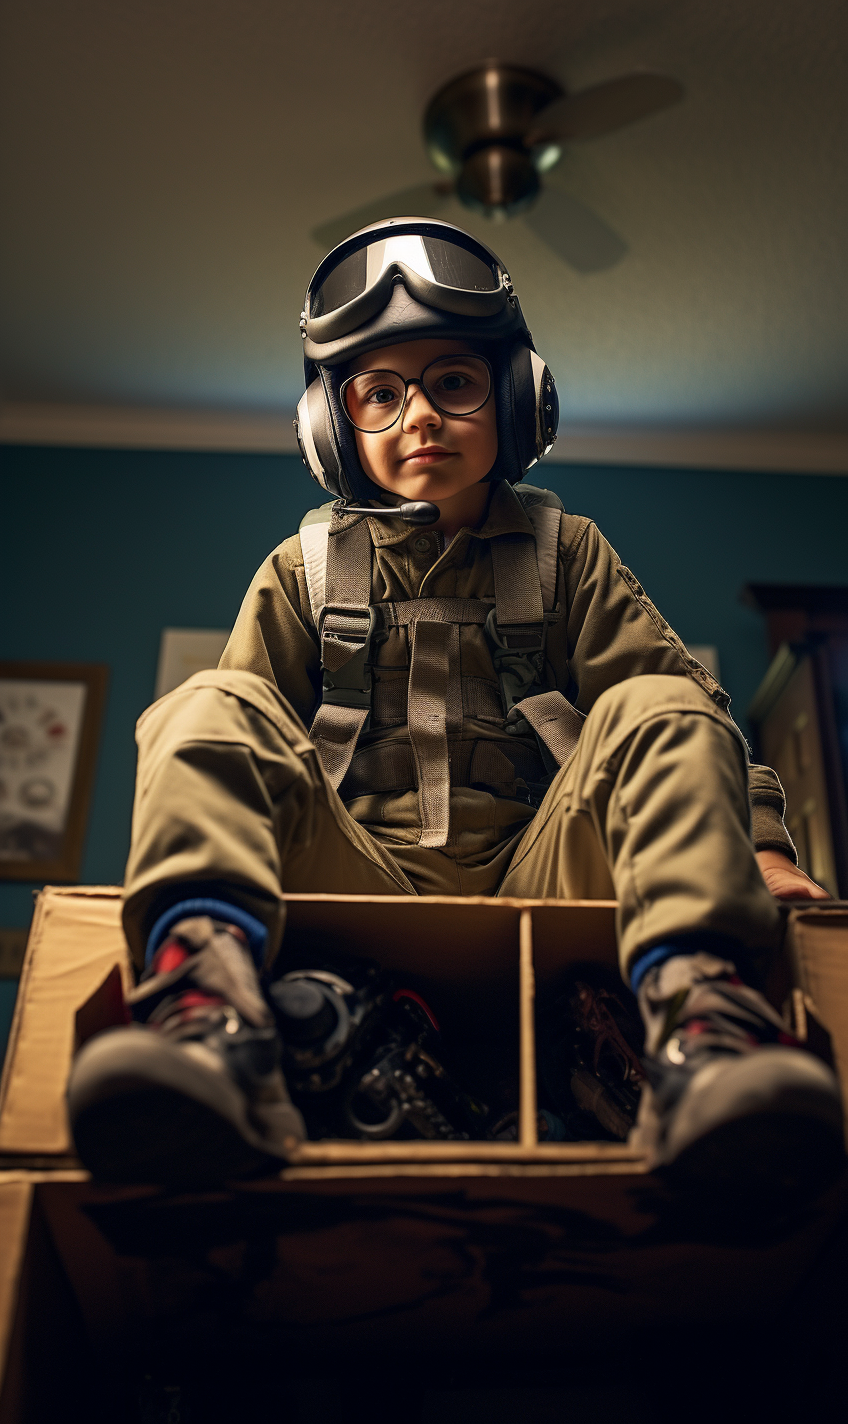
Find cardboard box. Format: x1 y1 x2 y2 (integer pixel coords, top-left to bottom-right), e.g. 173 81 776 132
0 888 846 1420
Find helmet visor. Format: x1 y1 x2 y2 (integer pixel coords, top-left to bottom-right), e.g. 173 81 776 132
306 228 508 343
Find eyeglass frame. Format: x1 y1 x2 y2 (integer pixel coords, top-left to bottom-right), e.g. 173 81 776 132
339 354 493 434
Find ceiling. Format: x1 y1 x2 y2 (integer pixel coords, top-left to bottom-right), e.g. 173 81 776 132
1 0 847 468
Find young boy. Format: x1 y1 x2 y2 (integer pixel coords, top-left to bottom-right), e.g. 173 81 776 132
68 218 841 1197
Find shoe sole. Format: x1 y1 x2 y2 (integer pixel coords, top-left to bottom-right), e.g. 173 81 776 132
660 1047 845 1207
68 1029 291 1186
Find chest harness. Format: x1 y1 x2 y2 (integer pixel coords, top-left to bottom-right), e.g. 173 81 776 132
299 484 585 848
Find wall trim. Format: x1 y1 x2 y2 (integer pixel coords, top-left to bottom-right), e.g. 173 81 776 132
0 401 300 454
1 400 847 474
553 426 848 475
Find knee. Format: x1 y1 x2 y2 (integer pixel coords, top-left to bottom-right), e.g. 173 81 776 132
573 674 747 805
588 673 716 723
136 669 311 762
580 674 733 756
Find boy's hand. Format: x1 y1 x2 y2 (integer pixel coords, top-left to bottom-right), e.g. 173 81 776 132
755 849 831 900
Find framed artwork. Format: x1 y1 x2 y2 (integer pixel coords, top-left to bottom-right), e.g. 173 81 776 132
0 661 108 882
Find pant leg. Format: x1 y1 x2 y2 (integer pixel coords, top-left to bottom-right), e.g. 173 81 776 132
498 674 783 977
122 669 415 969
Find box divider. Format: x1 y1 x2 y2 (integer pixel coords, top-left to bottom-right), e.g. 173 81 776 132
518 908 538 1147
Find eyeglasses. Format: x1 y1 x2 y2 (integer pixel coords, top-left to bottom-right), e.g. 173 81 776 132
340 354 492 434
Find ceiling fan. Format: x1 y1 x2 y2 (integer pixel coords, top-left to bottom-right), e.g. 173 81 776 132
311 62 684 272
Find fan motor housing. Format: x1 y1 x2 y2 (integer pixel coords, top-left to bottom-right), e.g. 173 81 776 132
424 64 562 216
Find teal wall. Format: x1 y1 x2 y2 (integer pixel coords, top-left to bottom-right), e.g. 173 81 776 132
2 442 848 1043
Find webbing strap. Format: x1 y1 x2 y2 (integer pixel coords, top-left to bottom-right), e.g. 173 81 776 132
341 735 548 799
382 597 493 628
513 690 585 766
407 621 461 847
325 512 372 605
523 501 562 614
308 511 374 785
310 703 370 789
490 534 545 625
372 671 503 728
486 533 548 721
299 520 330 626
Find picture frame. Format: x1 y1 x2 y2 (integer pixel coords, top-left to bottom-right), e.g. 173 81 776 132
0 661 108 882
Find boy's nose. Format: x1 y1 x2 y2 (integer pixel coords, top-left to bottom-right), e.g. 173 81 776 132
402 383 442 433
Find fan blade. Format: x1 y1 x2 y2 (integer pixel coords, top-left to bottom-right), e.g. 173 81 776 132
524 186 627 273
526 73 684 145
311 184 454 250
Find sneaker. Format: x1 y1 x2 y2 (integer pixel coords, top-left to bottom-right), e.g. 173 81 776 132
631 951 844 1206
67 916 305 1185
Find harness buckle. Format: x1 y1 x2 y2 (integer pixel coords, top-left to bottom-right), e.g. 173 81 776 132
485 606 549 723
319 605 379 715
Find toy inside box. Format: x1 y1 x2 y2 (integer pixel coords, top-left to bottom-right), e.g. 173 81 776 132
1 888 848 1420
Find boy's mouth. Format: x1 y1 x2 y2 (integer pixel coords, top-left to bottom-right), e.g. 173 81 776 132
401 446 453 465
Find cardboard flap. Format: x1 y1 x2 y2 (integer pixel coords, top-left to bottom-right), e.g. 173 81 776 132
74 965 130 1051
0 888 132 1156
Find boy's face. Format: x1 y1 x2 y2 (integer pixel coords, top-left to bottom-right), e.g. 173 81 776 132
347 338 498 503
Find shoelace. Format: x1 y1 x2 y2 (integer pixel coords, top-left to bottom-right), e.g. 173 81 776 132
144 936 228 1032
660 980 800 1065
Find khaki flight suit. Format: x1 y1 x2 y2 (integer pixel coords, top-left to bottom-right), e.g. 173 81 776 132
123 482 789 976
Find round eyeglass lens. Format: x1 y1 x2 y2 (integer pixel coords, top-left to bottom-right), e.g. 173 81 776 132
422 355 490 415
343 371 407 432
343 356 491 432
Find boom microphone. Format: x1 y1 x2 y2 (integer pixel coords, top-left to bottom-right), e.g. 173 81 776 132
338 501 439 526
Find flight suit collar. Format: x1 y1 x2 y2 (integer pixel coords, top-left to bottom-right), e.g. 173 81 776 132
365 479 535 548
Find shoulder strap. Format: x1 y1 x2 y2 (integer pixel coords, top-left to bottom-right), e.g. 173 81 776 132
509 486 585 769
491 534 544 625
307 508 375 790
514 484 563 615
299 501 337 530
298 502 334 627
490 485 582 769
486 484 563 715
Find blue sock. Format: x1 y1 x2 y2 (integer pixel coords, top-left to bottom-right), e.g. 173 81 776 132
629 935 745 995
145 898 268 970
629 944 683 994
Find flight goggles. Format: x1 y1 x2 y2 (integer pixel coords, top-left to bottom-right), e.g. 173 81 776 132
303 222 513 346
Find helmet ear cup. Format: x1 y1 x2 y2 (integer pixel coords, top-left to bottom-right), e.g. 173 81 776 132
529 351 559 459
295 377 344 494
481 342 560 483
507 344 537 478
320 367 385 502
295 368 390 502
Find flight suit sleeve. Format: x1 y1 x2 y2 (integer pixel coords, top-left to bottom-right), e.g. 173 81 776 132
218 534 322 729
551 516 797 863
